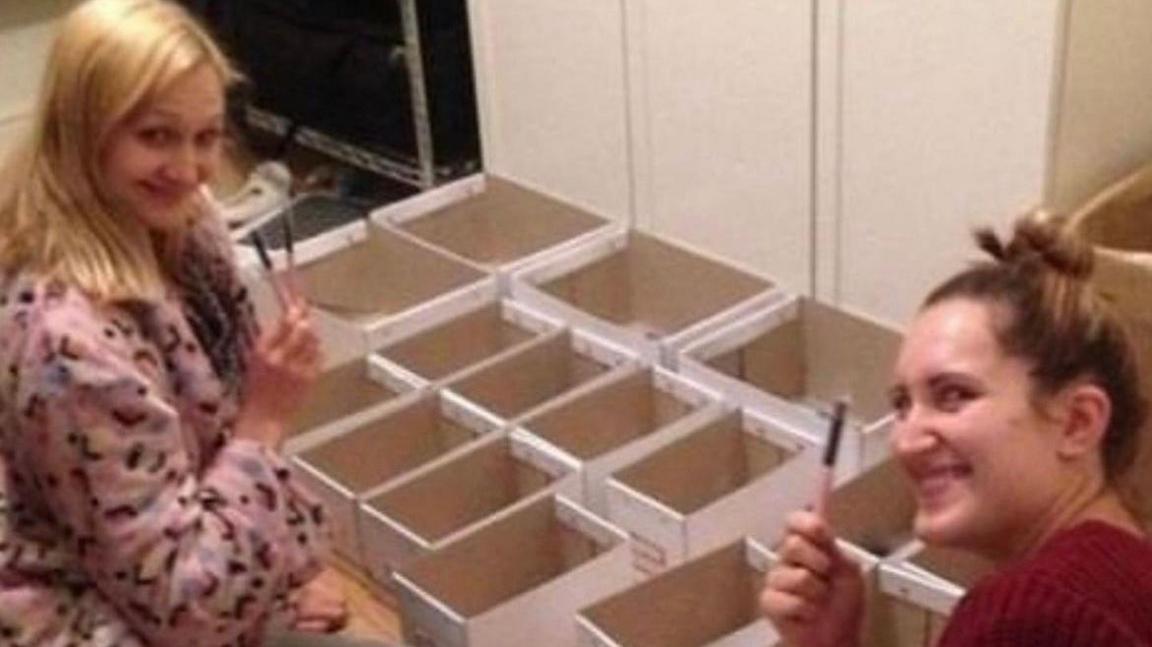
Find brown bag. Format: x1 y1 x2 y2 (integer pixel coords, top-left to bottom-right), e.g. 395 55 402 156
1065 162 1152 523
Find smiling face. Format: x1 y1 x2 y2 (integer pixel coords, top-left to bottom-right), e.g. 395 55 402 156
889 297 1071 558
100 64 225 233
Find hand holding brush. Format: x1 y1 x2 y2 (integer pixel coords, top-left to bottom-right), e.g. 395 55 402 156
760 398 865 647
249 229 291 311
812 398 849 521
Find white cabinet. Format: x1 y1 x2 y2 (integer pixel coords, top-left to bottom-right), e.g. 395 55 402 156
466 0 632 221
1047 0 1152 213
469 0 814 291
828 1 1062 323
827 0 1152 325
462 1 1152 325
626 0 814 293
0 1 79 152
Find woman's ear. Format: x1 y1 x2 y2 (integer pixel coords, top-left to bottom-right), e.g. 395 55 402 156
1055 383 1111 460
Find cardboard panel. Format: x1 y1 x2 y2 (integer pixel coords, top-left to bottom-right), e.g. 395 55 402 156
395 496 632 647
359 432 579 585
390 176 610 267
363 434 561 543
908 545 991 591
518 366 727 514
828 459 917 559
376 302 543 382
289 357 406 439
539 231 772 336
511 229 782 364
864 592 937 647
802 300 903 422
298 226 487 323
446 331 620 420
681 295 900 471
605 410 816 573
870 548 978 647
578 539 776 647
290 390 496 563
613 413 793 516
523 368 695 460
877 542 992 623
703 297 899 424
717 315 806 402
299 394 479 494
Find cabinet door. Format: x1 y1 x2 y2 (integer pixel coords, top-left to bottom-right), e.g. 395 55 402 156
0 1 79 152
1047 0 1152 212
467 0 631 221
628 0 814 293
833 1 1062 324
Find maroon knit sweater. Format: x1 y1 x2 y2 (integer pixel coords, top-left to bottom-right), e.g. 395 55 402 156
937 521 1152 646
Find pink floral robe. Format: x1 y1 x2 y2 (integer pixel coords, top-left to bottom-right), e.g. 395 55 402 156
0 218 328 646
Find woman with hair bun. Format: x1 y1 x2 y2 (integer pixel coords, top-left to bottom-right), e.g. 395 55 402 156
761 217 1152 645
0 1 386 645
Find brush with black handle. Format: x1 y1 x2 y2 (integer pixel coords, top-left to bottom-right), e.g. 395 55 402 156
812 399 848 521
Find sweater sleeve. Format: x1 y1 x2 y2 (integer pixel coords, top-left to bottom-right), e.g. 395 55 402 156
11 306 326 645
938 575 1141 647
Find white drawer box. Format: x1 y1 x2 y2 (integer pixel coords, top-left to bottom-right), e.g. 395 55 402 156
394 495 634 647
372 173 615 284
577 537 780 647
517 365 729 515
604 408 816 576
289 388 503 564
358 429 581 587
679 294 902 473
373 297 562 384
444 328 636 424
510 227 782 366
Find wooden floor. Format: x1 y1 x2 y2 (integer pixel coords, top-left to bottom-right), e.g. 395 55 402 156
321 557 404 645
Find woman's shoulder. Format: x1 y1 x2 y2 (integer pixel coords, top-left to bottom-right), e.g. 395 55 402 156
1 272 100 332
1028 520 1152 582
941 521 1152 645
998 520 1152 602
0 272 147 371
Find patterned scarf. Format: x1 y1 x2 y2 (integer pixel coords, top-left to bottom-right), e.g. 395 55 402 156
173 226 255 394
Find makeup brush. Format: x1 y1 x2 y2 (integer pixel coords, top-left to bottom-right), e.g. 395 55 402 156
281 208 301 298
249 230 289 311
812 398 849 520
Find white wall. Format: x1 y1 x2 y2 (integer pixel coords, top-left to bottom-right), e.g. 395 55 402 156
626 0 814 293
833 1 1062 325
1046 0 1152 212
469 1 1100 325
0 1 76 154
466 0 632 221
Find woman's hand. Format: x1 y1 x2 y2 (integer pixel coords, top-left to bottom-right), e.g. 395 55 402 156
235 298 323 448
760 511 865 647
290 569 350 634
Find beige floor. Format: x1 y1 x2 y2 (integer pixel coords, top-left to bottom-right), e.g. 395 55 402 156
322 556 404 644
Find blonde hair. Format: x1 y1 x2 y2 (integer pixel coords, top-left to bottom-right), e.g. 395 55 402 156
0 0 235 300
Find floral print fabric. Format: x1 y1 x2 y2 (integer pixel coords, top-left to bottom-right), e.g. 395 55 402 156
0 219 328 646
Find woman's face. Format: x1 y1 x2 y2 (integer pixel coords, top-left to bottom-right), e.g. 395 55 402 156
100 64 225 233
889 298 1068 559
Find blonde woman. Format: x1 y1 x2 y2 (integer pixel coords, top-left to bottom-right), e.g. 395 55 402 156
0 1 378 645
